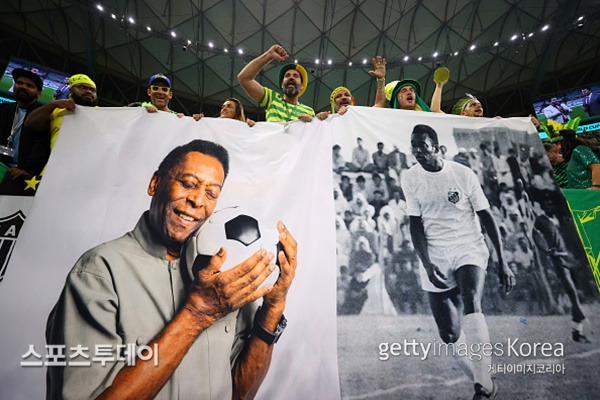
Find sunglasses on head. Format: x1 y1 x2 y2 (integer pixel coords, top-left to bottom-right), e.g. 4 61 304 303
150 86 170 93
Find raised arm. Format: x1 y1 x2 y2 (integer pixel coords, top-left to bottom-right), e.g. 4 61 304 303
238 45 289 103
23 99 74 131
430 81 445 113
369 56 387 108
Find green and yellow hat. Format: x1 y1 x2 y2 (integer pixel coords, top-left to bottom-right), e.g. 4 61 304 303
540 117 581 143
330 86 356 113
278 64 308 97
390 78 431 112
69 74 96 88
452 94 480 115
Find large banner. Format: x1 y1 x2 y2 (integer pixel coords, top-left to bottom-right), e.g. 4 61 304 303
0 106 598 399
331 108 599 399
0 107 339 399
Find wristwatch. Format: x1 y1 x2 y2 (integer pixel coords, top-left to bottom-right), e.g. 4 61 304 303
252 307 287 345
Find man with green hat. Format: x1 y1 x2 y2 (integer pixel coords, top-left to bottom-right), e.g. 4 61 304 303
453 95 484 117
388 79 433 111
238 44 315 122
25 73 99 151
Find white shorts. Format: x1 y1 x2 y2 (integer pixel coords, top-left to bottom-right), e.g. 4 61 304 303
418 238 490 293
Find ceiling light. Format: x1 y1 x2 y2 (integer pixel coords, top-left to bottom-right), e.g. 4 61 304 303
362 59 367 64
327 59 332 65
111 13 116 19
315 59 320 64
223 48 228 53
146 26 151 32
238 48 243 54
528 32 533 37
454 51 458 56
187 39 192 45
294 59 298 64
511 34 518 41
577 16 584 21
469 44 476 51
418 57 422 61
128 17 134 24
542 25 549 31
96 4 104 12
348 61 353 66
170 31 176 38
433 52 438 57
494 41 499 46
208 41 214 48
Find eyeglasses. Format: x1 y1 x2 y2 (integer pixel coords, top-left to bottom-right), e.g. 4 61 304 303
74 85 97 94
150 86 170 93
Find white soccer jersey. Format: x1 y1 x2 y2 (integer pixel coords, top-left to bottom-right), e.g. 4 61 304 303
401 160 490 247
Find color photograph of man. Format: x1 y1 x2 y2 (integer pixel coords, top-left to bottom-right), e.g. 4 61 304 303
543 97 572 123
401 124 515 399
46 139 297 399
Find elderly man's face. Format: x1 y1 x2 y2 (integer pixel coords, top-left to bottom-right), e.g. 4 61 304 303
550 97 559 105
148 152 225 257
462 99 483 117
396 86 416 110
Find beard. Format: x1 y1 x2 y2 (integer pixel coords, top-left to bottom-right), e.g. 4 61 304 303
283 83 301 98
14 89 37 105
71 92 98 107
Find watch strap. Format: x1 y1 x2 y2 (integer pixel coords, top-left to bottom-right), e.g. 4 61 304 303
252 307 287 345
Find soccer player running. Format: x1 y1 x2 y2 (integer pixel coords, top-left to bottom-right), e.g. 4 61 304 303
401 124 515 400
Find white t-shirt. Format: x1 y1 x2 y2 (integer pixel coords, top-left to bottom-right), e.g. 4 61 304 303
401 160 490 246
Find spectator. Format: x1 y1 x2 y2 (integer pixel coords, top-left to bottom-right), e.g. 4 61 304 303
237 44 314 122
560 129 600 189
142 73 183 117
194 98 255 126
0 68 49 178
24 74 98 151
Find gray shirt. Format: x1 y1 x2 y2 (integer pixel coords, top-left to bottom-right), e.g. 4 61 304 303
46 212 256 399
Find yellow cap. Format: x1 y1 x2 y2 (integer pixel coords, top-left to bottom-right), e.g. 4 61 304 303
69 74 96 88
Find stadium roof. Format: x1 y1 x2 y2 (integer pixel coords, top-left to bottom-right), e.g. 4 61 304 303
1 0 599 117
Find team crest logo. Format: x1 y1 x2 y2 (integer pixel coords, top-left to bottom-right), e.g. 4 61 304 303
447 190 460 204
0 211 26 282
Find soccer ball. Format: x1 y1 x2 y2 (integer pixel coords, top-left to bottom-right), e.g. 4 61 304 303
184 206 280 286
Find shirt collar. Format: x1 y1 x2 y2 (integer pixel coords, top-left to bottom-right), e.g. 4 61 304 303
132 211 170 260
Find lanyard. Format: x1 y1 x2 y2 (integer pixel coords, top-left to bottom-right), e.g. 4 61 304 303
7 107 26 147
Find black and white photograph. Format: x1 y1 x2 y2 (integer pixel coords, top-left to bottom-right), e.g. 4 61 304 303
332 108 600 400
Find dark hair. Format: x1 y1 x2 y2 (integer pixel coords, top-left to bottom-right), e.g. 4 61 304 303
411 124 439 146
356 175 366 183
223 98 246 121
333 144 341 150
156 139 229 179
542 142 555 153
560 129 600 162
